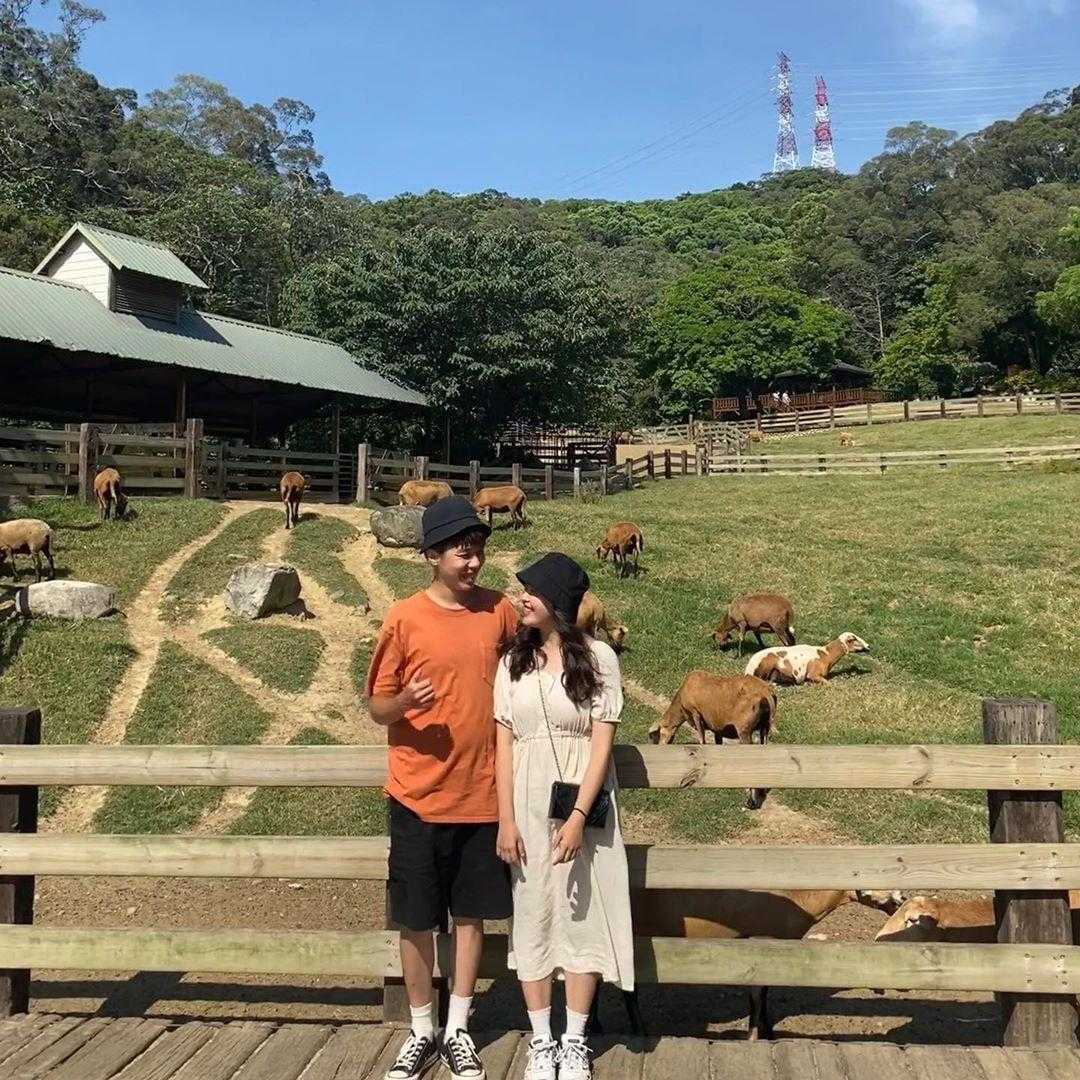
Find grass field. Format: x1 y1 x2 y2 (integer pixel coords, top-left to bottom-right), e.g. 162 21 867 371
0 498 223 754
203 623 325 693
485 466 1080 843
760 414 1080 456
287 514 369 608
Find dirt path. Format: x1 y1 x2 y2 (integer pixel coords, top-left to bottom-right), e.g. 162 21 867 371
44 503 256 834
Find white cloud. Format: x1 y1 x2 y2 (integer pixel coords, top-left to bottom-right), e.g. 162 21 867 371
900 0 1069 39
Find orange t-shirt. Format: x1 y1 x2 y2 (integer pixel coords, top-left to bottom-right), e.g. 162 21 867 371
366 587 519 822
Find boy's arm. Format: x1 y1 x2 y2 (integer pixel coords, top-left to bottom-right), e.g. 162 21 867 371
365 617 435 726
370 678 434 726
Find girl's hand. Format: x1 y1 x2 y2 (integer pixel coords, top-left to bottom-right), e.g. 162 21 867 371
497 819 527 866
552 814 585 865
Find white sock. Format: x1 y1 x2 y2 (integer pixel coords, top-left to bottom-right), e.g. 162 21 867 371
528 1006 552 1042
410 1000 435 1040
564 1007 589 1040
446 993 472 1035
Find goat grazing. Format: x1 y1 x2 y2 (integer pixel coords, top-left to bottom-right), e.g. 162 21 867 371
93 467 127 521
650 671 776 809
838 432 854 448
875 893 1080 944
629 888 903 1039
280 471 306 531
596 522 644 578
399 479 453 507
713 593 795 653
0 519 55 582
473 485 528 529
576 589 628 651
745 632 869 685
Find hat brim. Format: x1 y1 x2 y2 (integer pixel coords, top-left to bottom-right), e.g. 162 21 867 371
421 517 491 550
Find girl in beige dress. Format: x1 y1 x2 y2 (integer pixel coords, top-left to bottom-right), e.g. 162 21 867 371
494 553 634 1080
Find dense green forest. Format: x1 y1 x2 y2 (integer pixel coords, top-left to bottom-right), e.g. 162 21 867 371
3 1 1080 448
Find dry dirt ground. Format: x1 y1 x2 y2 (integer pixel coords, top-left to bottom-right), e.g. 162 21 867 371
29 502 998 1042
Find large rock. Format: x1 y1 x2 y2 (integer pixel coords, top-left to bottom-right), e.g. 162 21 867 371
16 580 115 620
370 505 425 549
224 562 302 619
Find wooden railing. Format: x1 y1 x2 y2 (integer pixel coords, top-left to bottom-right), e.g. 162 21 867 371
0 699 1076 1044
709 442 1080 476
757 388 884 414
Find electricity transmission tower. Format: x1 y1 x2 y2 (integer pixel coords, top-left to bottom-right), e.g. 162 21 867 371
811 75 837 171
772 51 799 172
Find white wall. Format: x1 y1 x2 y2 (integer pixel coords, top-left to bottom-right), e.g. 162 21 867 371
44 238 111 306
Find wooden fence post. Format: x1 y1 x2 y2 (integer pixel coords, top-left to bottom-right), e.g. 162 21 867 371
983 698 1078 1048
938 399 946 419
624 458 634 490
903 400 910 422
681 450 688 476
830 405 836 429
78 423 98 505
469 461 480 499
646 452 655 480
1056 392 1063 414
0 707 39 1016
573 466 581 498
866 402 873 426
511 463 523 490
184 418 203 498
1016 394 1023 415
664 449 672 479
793 412 801 433
599 467 609 496
543 465 554 500
356 444 370 504
978 397 985 418
415 456 429 480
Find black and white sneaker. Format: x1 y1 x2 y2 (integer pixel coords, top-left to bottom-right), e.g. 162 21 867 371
441 1029 486 1080
385 1031 439 1080
559 1036 592 1080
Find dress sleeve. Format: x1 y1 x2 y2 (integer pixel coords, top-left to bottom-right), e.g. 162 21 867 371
589 640 624 725
494 655 515 730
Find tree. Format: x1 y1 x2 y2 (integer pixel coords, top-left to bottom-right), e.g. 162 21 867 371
643 259 853 420
137 74 328 189
280 229 630 457
1038 209 1080 336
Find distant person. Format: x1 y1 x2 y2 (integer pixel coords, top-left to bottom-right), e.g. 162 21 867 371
494 553 633 1080
781 390 791 408
367 496 519 1080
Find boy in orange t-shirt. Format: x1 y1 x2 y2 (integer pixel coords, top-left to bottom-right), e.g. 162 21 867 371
367 496 518 1080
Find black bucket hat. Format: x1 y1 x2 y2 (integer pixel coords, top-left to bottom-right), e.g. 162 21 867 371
421 495 490 550
516 552 590 622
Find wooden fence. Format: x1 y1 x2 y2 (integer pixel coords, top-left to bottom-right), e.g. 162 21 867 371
747 392 1080 435
0 697 1076 1046
709 442 1080 477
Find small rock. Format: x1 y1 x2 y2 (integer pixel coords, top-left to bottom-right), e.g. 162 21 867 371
370 505 425 549
125 906 137 916
16 580 116 620
224 562 302 619
287 882 305 891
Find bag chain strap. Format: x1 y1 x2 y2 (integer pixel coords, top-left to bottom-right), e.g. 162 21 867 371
536 662 565 784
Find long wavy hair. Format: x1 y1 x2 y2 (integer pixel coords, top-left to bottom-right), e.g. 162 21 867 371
502 607 600 708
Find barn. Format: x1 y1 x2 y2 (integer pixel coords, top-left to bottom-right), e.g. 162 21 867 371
0 222 426 440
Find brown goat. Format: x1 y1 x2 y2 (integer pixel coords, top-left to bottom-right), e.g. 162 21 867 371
596 522 644 578
0 519 55 582
629 888 903 1039
875 893 1080 944
713 593 795 653
93 467 127 521
838 431 854 447
649 671 776 809
280 471 306 530
575 589 628 651
399 479 453 507
747 429 766 445
473 485 528 529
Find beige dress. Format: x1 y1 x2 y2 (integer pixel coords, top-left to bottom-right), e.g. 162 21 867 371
494 639 635 990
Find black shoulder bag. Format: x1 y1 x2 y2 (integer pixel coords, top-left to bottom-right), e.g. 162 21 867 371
539 669 611 829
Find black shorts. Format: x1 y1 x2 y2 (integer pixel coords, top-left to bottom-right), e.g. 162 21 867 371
387 797 513 932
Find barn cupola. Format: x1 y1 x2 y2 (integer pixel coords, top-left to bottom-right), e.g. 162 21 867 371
34 222 208 325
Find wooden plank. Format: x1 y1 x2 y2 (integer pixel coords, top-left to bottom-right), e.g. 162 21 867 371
13 835 1080 891
367 1030 410 1080
5 742 1080 792
296 1024 393 1080
708 1040 775 1080
431 1032 522 1080
231 1023 333 1080
807 1042 849 1080
1032 1049 1080 1078
903 1045 990 1080
591 1037 644 1080
640 1036 710 1079
120 477 187 490
47 1017 171 1080
970 1047 1028 1080
3 1015 111 1077
985 699 1078 1048
3 928 1080 993
835 1043 912 1080
772 1040 820 1080
225 446 339 462
0 1015 83 1069
0 428 78 443
100 435 187 450
112 1022 218 1080
0 1014 58 1066
169 1022 276 1080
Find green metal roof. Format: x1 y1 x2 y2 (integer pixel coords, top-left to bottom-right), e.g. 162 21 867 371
0 265 427 407
34 222 210 290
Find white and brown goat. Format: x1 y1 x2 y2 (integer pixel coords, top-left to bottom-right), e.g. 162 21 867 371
744 632 869 685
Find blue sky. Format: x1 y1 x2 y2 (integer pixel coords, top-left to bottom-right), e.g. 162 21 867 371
35 0 1080 201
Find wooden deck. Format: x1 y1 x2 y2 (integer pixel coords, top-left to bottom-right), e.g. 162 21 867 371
0 1015 1077 1079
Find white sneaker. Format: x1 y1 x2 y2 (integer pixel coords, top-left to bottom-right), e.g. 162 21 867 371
385 1031 439 1080
559 1036 592 1080
523 1036 559 1080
